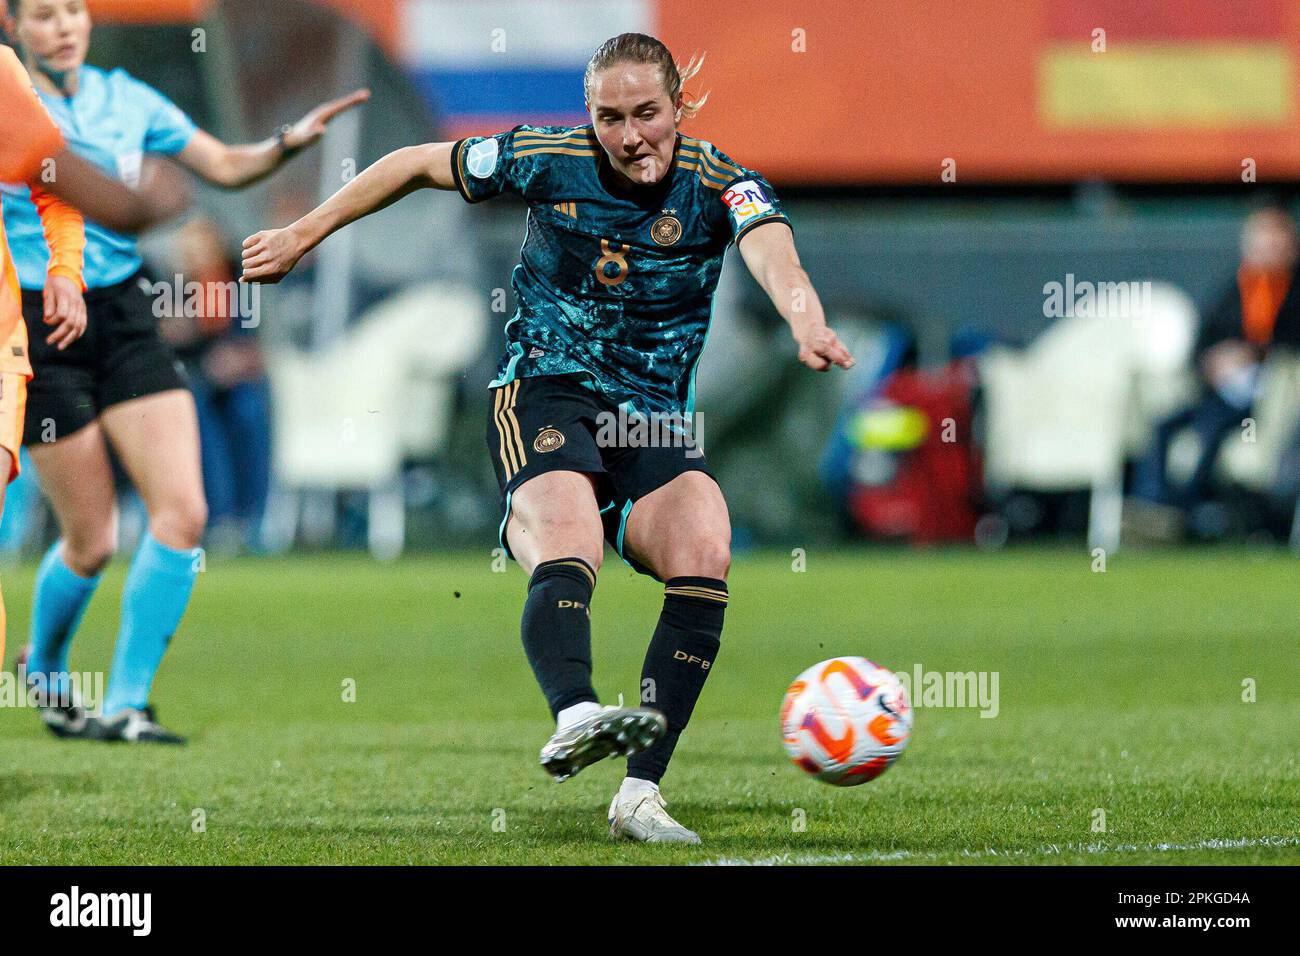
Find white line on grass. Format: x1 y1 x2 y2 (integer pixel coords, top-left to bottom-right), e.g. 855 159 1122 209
700 835 1300 866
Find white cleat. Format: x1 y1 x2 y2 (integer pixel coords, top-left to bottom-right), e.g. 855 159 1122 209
539 706 666 782
608 788 701 844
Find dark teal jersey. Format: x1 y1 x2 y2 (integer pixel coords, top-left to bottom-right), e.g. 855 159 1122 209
450 125 790 417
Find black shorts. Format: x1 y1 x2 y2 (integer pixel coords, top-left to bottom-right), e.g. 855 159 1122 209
22 270 188 443
486 373 714 578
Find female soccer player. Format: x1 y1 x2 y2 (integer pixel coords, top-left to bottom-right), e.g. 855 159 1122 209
242 33 852 843
5 0 367 742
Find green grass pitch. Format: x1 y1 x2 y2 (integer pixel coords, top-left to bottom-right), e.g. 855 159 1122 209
0 548 1296 865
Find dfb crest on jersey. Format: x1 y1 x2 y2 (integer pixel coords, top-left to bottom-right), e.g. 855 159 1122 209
651 214 683 246
466 138 499 179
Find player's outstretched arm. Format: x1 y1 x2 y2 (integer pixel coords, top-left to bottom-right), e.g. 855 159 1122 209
43 149 192 233
0 42 189 234
241 141 457 284
179 89 371 189
33 154 192 351
737 221 854 372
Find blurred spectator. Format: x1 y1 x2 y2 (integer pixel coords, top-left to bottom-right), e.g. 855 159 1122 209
260 189 321 350
160 216 272 553
1132 206 1300 523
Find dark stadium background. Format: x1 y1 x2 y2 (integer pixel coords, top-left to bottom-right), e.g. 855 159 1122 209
3 0 1297 556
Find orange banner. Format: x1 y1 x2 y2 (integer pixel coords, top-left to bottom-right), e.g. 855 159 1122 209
658 0 1300 184
88 0 213 22
88 0 397 41
83 0 1300 184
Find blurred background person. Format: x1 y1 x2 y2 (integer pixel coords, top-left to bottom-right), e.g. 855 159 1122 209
159 215 271 555
1132 205 1300 534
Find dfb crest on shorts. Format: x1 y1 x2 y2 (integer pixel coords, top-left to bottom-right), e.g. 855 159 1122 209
534 427 565 453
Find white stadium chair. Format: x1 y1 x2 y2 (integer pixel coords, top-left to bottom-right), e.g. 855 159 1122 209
982 284 1300 550
264 283 487 559
1217 350 1300 493
1214 350 1300 551
981 283 1197 552
1121 284 1199 458
980 313 1132 553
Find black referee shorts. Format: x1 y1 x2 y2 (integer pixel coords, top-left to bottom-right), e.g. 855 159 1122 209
22 270 188 443
485 372 714 578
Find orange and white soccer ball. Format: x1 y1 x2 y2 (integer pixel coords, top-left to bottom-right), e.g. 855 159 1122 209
781 657 912 786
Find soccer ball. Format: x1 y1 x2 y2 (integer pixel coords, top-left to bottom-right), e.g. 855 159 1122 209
781 657 912 786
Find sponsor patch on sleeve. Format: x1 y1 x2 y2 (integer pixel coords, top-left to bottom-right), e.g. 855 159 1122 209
466 138 500 179
721 179 775 227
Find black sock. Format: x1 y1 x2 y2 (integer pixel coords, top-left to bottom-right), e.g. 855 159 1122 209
521 558 598 719
627 576 727 785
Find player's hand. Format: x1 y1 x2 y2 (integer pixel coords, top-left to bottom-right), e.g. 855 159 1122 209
1200 339 1257 387
282 89 371 151
42 274 87 350
241 227 304 284
794 321 854 372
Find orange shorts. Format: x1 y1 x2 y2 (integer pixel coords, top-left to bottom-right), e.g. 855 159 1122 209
0 371 26 483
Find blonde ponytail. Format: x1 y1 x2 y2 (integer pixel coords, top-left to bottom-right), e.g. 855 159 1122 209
584 33 709 119
674 52 709 118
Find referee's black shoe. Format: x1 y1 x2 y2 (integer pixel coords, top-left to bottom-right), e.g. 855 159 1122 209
13 649 94 740
90 705 187 745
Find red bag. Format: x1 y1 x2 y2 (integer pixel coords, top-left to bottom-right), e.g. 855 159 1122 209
846 363 981 543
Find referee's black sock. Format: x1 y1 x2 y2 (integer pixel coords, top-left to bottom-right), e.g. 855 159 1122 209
627 576 727 785
521 557 598 719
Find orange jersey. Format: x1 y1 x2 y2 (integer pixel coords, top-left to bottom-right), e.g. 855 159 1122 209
0 45 86 376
